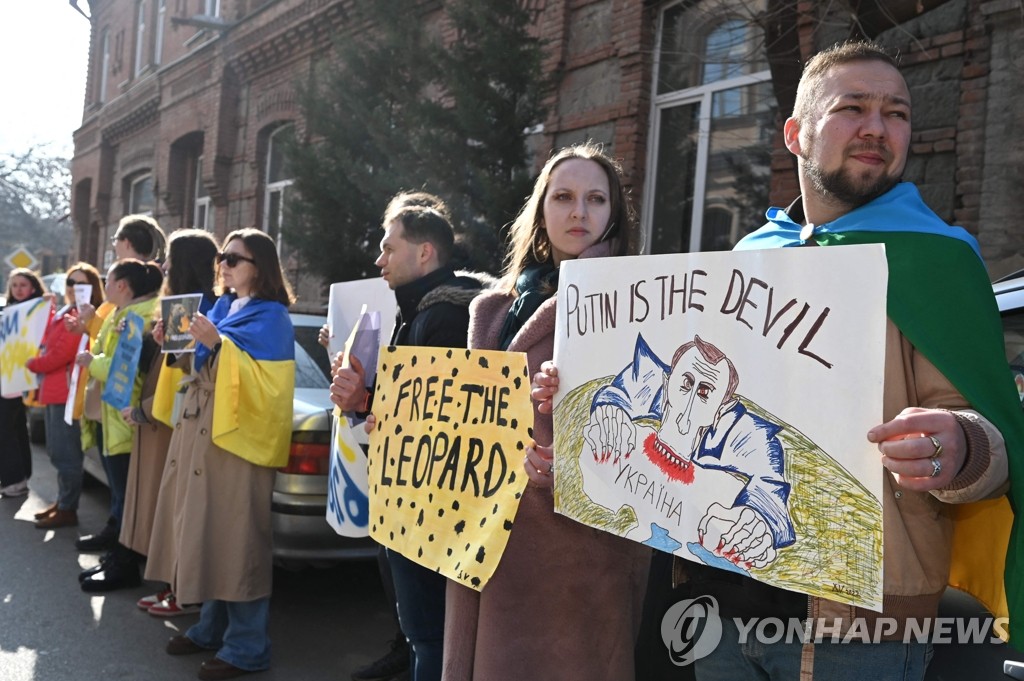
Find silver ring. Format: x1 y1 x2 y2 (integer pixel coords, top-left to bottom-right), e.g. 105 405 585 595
547 462 554 474
930 458 942 478
928 435 943 459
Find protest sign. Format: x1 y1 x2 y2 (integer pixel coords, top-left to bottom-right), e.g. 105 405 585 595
327 306 380 538
0 298 49 396
552 246 887 611
64 334 90 425
101 311 145 410
368 346 532 590
161 294 203 353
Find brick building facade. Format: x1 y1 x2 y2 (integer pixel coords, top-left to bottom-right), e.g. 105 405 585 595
71 0 1024 312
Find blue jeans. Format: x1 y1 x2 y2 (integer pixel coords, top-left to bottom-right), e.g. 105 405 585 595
386 548 445 681
100 452 130 529
695 618 933 681
44 405 84 510
186 599 272 671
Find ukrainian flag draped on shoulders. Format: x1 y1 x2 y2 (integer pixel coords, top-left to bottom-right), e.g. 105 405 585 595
197 294 295 469
151 294 217 429
737 181 1024 645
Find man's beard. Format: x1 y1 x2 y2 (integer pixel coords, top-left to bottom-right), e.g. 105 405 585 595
802 147 900 211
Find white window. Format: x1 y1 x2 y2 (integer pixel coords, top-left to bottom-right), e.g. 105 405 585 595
154 0 165 66
204 0 220 17
129 174 155 215
194 155 212 230
98 29 110 103
134 0 148 77
263 125 295 251
643 2 777 254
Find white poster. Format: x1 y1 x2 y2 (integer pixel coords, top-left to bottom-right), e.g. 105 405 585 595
552 245 888 611
324 279 396 538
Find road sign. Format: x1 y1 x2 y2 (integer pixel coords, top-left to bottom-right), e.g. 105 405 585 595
5 246 38 271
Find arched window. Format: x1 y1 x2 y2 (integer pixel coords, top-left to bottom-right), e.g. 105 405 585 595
643 2 776 255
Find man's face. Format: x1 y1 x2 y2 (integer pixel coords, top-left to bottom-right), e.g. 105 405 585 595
375 220 425 290
658 346 730 458
789 60 911 210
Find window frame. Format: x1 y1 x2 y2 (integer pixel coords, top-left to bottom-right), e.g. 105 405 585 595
134 0 148 78
641 2 773 254
262 124 295 252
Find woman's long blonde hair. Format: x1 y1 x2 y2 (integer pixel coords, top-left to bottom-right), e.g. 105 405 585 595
500 142 639 293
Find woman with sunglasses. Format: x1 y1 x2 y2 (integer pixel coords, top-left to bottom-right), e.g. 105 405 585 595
147 229 295 680
119 229 221 617
26 263 104 527
75 259 164 591
0 268 46 498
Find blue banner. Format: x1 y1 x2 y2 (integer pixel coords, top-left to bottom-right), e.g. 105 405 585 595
102 311 145 410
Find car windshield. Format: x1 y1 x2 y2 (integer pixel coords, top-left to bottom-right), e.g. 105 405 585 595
294 324 331 390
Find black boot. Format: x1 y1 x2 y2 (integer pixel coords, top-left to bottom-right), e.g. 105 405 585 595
75 519 119 552
80 544 141 593
78 549 116 582
351 632 410 681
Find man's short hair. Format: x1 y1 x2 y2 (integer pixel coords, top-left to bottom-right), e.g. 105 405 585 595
792 41 901 123
383 191 452 224
392 205 455 266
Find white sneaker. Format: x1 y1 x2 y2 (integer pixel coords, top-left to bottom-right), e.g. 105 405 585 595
0 480 28 498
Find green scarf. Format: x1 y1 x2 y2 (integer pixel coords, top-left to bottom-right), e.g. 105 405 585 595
498 262 558 350
820 230 1024 644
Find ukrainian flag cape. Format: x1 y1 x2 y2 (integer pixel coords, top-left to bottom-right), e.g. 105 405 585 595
197 295 295 468
737 182 1024 645
152 295 216 428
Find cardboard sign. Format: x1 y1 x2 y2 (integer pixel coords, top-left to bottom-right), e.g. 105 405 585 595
552 246 888 611
368 346 532 590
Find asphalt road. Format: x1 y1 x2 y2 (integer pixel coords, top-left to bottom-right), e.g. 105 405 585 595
0 444 394 681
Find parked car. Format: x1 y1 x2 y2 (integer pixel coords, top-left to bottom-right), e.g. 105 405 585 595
82 311 376 566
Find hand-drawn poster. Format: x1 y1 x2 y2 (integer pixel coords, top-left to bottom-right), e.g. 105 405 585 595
0 297 50 396
327 307 380 538
368 346 532 590
552 246 888 611
102 311 145 410
161 294 203 354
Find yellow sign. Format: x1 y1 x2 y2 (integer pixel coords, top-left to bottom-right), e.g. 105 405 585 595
5 246 37 271
368 346 532 590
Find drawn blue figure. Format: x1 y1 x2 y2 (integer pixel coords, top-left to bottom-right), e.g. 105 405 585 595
584 334 795 570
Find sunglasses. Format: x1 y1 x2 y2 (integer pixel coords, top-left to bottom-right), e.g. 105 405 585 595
66 279 89 287
217 252 256 268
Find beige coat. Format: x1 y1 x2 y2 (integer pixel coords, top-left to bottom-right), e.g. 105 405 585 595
443 244 652 681
144 357 275 603
119 351 173 556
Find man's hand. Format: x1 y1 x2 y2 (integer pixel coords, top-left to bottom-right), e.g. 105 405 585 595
698 502 778 569
330 354 368 412
867 407 966 491
318 323 331 349
583 404 636 464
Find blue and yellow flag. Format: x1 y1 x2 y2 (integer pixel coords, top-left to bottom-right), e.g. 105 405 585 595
200 296 295 468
